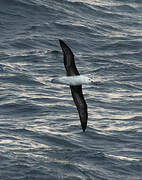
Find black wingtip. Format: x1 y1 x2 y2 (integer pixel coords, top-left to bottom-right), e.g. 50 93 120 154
81 123 87 132
59 39 66 50
59 39 69 50
59 39 64 45
58 39 74 60
82 127 86 132
83 129 86 132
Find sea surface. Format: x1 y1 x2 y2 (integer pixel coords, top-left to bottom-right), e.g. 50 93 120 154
0 0 142 179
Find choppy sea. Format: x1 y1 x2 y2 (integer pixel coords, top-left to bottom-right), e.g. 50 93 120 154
0 0 142 179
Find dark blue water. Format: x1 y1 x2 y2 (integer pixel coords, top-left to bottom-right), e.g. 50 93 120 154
0 0 142 179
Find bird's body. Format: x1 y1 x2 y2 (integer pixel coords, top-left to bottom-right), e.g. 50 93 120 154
52 75 93 86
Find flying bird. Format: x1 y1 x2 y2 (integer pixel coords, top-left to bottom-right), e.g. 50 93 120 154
52 40 94 132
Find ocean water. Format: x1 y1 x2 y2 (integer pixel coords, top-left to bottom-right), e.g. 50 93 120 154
0 0 142 179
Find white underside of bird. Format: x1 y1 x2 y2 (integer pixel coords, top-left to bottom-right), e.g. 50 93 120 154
51 75 94 86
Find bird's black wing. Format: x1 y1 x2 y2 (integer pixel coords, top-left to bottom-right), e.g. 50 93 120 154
59 40 88 132
59 40 79 76
70 85 88 132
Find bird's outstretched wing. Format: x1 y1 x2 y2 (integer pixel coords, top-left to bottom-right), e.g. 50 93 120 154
59 40 88 132
59 40 79 76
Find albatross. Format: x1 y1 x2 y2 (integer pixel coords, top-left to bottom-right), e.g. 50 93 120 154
52 40 94 132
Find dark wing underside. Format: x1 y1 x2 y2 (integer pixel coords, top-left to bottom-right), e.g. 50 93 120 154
59 40 79 76
70 85 88 132
59 40 88 132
